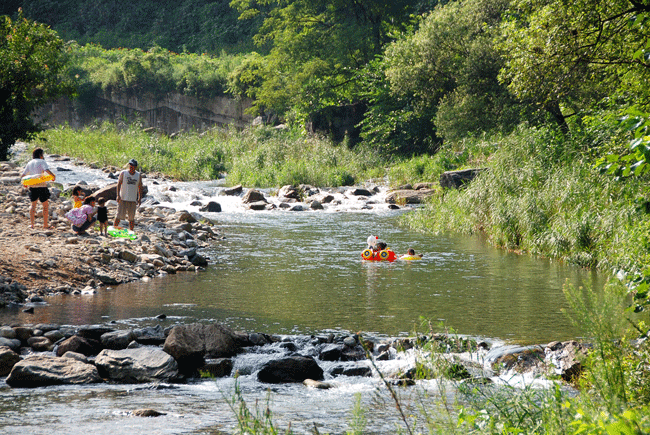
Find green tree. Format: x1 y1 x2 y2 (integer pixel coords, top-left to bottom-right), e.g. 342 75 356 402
371 0 528 146
499 0 650 133
0 11 74 161
229 0 420 119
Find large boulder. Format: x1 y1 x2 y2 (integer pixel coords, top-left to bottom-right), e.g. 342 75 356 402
257 356 324 383
0 345 21 376
485 345 545 374
95 347 180 383
5 354 102 387
439 168 486 189
319 344 344 361
163 323 245 375
200 201 222 213
277 185 301 200
76 325 116 342
101 330 137 350
90 183 118 201
90 182 148 200
56 335 102 357
545 340 588 382
223 184 243 196
242 189 267 204
132 325 167 345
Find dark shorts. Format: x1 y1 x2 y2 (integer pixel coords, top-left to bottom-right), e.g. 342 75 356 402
28 187 50 203
97 207 108 223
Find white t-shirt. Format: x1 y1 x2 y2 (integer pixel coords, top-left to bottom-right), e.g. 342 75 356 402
119 170 141 202
22 158 50 188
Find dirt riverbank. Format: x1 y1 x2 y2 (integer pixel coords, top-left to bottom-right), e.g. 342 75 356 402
0 160 219 308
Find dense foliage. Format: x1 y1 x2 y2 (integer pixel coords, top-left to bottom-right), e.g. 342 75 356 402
62 43 244 102
14 0 259 54
0 11 73 160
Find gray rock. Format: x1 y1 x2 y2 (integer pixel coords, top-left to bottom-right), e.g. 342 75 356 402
309 200 323 210
303 379 332 389
242 189 267 204
62 351 89 363
163 323 245 375
27 336 53 352
101 330 137 350
95 347 180 383
202 358 233 377
119 250 139 263
277 185 301 200
154 244 172 258
385 189 436 204
133 325 166 345
96 272 120 285
223 185 243 196
13 326 33 341
0 326 16 339
258 356 324 383
330 365 372 377
77 325 116 342
0 345 21 376
56 335 101 357
0 337 20 351
319 344 344 361
545 340 588 382
200 201 221 213
248 201 270 210
350 188 373 196
34 323 61 333
44 329 65 343
191 253 208 267
6 354 102 387
439 168 486 189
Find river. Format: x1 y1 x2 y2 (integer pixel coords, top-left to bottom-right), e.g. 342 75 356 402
0 154 604 434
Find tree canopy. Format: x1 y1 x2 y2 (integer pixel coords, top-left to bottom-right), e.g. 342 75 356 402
499 0 650 130
0 11 73 160
229 0 426 118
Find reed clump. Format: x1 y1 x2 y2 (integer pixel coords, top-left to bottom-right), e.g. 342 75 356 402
34 122 385 187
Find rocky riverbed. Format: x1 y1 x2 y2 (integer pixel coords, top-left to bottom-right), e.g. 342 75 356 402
0 320 587 390
0 160 219 307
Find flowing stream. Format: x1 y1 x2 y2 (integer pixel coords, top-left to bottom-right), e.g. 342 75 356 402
0 154 605 434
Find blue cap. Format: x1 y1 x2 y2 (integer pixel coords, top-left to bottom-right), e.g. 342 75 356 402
128 159 138 167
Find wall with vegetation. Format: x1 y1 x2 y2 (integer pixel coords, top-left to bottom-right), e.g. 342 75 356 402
37 92 253 134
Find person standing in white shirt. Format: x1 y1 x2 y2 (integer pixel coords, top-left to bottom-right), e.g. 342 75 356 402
21 147 56 229
113 158 143 231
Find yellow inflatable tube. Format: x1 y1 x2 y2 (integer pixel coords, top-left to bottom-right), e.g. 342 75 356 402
399 255 422 261
21 173 54 186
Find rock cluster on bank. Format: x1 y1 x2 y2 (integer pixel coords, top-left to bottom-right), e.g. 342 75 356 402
0 160 220 307
0 320 588 389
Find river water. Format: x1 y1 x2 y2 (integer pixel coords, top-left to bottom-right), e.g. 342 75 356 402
0 154 604 434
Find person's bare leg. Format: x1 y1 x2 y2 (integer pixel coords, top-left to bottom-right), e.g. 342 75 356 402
29 201 37 228
129 220 134 231
42 200 49 228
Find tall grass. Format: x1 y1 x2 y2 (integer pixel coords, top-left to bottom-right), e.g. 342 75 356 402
403 124 650 272
35 122 386 187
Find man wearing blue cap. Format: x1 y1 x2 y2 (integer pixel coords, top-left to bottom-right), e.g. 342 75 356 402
114 158 143 231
